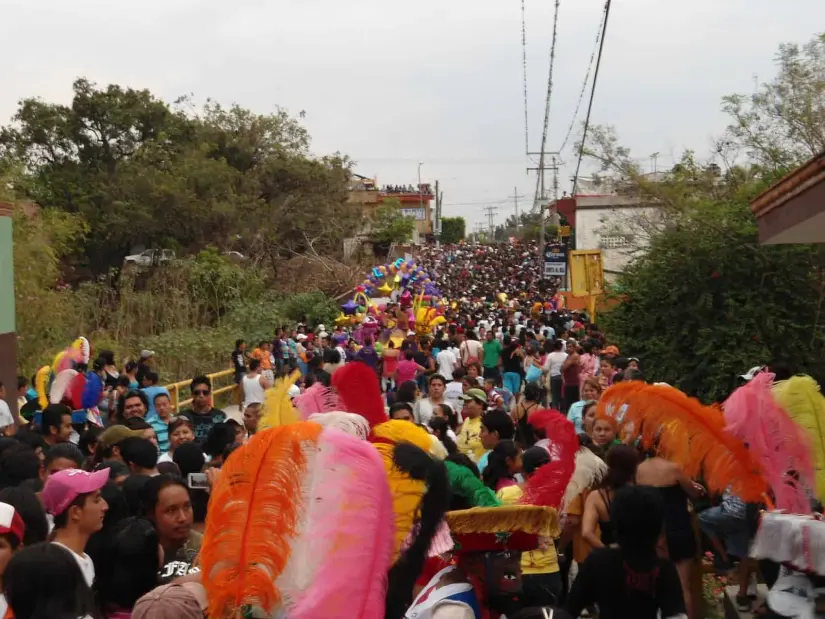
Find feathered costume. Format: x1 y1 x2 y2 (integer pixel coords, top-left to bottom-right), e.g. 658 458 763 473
724 372 814 512
597 382 768 502
773 375 825 503
523 410 579 508
201 421 395 619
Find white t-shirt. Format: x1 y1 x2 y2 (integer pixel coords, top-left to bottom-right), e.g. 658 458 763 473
415 398 436 425
459 340 483 364
0 400 13 429
53 541 95 587
436 349 457 380
444 382 464 420
544 351 568 377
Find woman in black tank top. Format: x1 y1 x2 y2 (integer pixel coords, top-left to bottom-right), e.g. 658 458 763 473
583 445 639 550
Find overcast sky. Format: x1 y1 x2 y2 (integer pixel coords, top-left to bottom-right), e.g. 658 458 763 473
1 0 821 229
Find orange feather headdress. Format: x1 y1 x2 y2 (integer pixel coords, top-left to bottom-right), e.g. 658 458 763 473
201 422 394 619
597 382 768 502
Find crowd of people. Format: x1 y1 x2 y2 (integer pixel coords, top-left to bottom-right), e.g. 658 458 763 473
417 242 561 305
2 244 820 619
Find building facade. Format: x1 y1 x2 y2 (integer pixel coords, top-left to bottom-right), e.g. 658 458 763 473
348 174 434 245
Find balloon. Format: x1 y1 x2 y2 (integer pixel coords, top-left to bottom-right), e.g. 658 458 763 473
335 313 350 327
394 275 401 284
431 316 447 327
356 285 365 293
378 282 393 296
341 300 358 315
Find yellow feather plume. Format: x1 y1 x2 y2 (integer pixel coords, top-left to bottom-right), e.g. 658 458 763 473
260 371 302 431
371 420 434 560
773 375 825 502
35 365 51 410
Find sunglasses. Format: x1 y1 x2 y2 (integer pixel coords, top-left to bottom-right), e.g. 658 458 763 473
192 390 210 396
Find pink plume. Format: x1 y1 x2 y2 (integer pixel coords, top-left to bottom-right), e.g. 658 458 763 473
293 383 341 420
524 410 579 507
286 428 394 619
332 362 388 429
723 372 814 512
56 348 83 374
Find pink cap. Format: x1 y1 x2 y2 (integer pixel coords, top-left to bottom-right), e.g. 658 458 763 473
0 502 25 543
41 468 109 516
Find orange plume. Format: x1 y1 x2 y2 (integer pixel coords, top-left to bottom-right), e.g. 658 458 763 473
597 382 767 502
200 422 323 617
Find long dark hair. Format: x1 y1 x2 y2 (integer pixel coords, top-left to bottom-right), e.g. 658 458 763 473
482 439 520 491
395 381 418 405
601 444 639 490
384 443 450 619
611 485 665 572
4 542 97 619
95 517 160 616
428 417 457 454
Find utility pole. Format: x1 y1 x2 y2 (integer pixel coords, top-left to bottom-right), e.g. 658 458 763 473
509 187 525 230
528 152 561 277
650 152 660 174
483 206 498 240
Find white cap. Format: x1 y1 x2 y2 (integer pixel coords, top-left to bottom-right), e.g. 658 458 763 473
407 330 416 336
739 366 765 381
288 385 301 399
296 334 307 342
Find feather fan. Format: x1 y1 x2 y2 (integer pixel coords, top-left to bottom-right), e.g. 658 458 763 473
282 428 394 619
260 371 302 430
294 382 341 420
49 369 78 404
445 460 502 508
53 348 82 374
307 412 370 440
200 422 322 617
598 382 767 502
332 362 388 429
81 372 103 410
773 375 825 503
72 337 91 364
370 420 433 559
523 410 578 507
562 448 608 512
35 365 51 410
724 372 813 512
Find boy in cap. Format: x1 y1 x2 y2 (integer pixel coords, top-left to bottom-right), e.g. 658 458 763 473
0 502 25 619
42 468 109 587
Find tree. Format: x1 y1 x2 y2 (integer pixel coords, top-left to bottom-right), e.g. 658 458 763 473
0 79 362 276
368 201 416 244
440 216 465 244
590 33 825 402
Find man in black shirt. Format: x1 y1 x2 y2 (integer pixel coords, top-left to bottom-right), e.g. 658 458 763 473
179 376 226 445
566 486 686 619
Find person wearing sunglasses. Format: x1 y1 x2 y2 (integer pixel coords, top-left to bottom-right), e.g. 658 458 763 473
179 376 226 446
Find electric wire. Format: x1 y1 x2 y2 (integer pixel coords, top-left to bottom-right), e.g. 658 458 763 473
532 0 561 209
558 2 607 155
571 0 612 197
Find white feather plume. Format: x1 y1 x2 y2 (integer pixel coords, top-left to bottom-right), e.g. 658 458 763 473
308 412 370 440
562 447 607 512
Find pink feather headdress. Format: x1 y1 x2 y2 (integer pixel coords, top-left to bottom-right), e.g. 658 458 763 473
293 383 341 420
724 372 814 512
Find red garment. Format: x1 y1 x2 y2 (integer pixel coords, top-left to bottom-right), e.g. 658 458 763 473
67 373 87 410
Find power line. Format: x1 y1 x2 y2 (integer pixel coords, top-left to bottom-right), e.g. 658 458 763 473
483 205 498 237
509 187 525 228
558 3 607 155
571 0 612 197
533 0 561 206
520 0 530 157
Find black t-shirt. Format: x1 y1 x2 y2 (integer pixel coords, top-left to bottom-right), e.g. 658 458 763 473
232 348 246 373
180 408 227 445
566 548 685 619
413 351 429 371
501 344 523 374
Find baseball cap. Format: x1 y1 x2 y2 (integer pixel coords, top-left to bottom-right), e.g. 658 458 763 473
0 502 25 544
407 330 416 336
740 366 765 381
139 350 155 360
132 582 208 619
460 388 488 405
223 406 244 426
41 468 109 516
288 384 301 399
99 425 145 449
296 334 307 342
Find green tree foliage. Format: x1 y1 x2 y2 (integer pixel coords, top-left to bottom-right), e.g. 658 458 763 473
439 216 466 244
592 33 825 402
0 79 363 275
368 201 416 244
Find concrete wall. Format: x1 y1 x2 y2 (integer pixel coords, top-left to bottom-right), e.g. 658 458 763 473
573 196 663 276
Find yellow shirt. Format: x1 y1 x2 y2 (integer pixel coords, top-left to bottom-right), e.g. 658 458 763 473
457 416 485 462
496 485 559 575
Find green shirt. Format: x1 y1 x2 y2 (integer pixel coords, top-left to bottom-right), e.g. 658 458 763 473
483 339 503 368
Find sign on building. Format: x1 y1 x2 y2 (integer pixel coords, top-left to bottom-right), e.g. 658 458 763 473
400 208 426 221
543 241 568 278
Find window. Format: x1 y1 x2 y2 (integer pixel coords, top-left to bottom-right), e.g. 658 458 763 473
600 234 632 249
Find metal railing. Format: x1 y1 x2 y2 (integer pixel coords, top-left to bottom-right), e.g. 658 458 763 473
163 368 236 413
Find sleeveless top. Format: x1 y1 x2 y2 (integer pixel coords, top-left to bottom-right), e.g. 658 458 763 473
517 402 539 447
242 374 266 408
405 566 482 619
598 489 615 546
654 484 693 535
